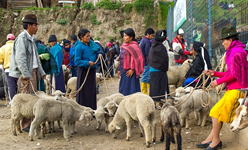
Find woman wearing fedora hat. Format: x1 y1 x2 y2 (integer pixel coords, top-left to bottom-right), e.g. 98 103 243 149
196 26 248 150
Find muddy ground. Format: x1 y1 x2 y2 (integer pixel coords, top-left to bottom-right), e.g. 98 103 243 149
0 77 246 150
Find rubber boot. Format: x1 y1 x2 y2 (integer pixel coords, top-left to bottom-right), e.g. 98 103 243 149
147 83 150 95
141 82 149 95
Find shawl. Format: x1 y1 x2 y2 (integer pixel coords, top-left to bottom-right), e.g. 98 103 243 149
147 40 169 72
36 43 57 75
50 43 63 76
121 41 144 77
88 39 100 53
226 40 248 87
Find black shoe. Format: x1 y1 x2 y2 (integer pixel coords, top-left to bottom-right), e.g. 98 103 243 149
204 141 222 150
22 127 30 132
196 141 212 148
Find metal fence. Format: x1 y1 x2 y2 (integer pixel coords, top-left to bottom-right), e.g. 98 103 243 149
167 0 248 68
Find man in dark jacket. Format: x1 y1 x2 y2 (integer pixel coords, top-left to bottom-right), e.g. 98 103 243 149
139 28 154 95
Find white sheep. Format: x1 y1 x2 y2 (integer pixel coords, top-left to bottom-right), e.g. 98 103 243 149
29 99 91 141
163 40 176 66
175 87 194 97
43 74 51 95
94 96 112 132
62 64 71 87
174 89 209 129
11 94 39 136
167 59 193 88
65 73 102 99
108 93 156 148
103 93 124 116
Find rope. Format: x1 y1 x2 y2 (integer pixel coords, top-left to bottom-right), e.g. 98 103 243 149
70 56 101 97
101 56 119 92
44 78 56 90
100 56 109 96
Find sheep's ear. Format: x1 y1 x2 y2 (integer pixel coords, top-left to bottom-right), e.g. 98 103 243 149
161 99 166 102
62 93 66 96
116 126 121 130
93 110 96 114
104 111 109 114
79 115 85 121
173 98 179 105
115 104 119 107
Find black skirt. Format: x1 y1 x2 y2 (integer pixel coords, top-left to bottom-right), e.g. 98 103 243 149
76 67 97 110
149 71 169 102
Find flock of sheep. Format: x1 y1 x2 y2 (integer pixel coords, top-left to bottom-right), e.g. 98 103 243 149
9 53 216 150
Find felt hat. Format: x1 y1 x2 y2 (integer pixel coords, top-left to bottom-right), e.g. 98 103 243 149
154 30 167 42
48 35 57 43
219 26 239 40
22 14 38 24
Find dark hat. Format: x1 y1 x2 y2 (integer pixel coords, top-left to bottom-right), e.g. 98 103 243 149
193 41 204 52
23 14 38 24
48 35 57 43
154 30 167 42
219 26 239 40
120 30 125 38
63 40 70 46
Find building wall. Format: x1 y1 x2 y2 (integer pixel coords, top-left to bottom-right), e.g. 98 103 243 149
7 0 36 9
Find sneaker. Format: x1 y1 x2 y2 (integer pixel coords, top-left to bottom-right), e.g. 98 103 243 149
22 127 30 132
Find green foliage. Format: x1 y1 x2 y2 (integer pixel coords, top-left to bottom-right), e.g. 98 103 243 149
100 30 103 34
3 27 8 33
133 0 154 14
90 14 101 25
96 0 122 10
51 5 61 12
109 36 113 41
158 1 174 29
113 27 117 34
95 36 101 41
81 2 95 11
124 3 133 14
57 18 67 25
125 20 132 25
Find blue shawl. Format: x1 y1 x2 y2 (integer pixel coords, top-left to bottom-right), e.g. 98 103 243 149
50 43 63 76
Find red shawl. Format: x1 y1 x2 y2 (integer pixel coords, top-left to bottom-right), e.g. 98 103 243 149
121 41 144 77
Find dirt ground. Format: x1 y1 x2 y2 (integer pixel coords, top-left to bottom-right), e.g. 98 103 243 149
0 77 246 150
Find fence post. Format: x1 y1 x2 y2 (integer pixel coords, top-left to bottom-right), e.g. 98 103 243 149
208 0 212 62
190 0 193 45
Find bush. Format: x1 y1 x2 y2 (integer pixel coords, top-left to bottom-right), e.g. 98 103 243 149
96 0 122 10
124 3 133 14
57 18 67 25
81 2 95 11
90 14 101 25
125 20 132 25
95 36 101 41
133 0 154 14
100 30 103 34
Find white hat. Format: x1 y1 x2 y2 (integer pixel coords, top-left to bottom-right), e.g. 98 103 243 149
177 29 184 35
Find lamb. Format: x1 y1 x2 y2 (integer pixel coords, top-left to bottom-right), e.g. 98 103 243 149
29 99 91 141
230 99 248 132
108 93 156 148
173 89 209 129
103 93 124 116
43 74 51 95
94 96 112 132
175 87 193 97
162 40 176 66
167 59 193 88
36 90 67 102
65 77 77 100
62 64 71 87
65 73 102 99
11 94 39 136
160 98 182 150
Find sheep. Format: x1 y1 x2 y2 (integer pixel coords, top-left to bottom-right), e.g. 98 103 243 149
175 87 193 97
114 60 119 74
230 103 248 132
167 59 193 88
62 64 71 87
173 89 209 129
108 93 156 148
103 93 124 116
65 77 77 100
162 40 176 66
65 73 102 99
160 98 182 150
11 94 39 136
66 99 94 134
94 96 112 132
29 99 91 141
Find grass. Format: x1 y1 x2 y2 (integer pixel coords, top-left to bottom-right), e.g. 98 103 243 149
57 18 67 25
90 14 101 25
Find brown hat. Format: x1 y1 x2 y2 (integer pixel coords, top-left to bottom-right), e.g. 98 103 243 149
23 14 38 24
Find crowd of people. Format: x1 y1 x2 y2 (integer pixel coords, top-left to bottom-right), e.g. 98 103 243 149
1 13 248 150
